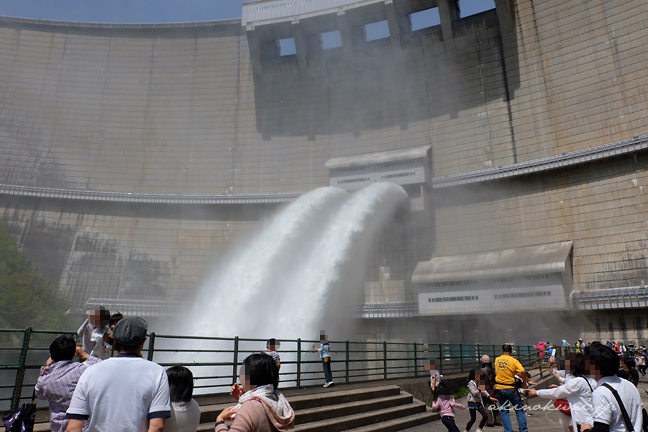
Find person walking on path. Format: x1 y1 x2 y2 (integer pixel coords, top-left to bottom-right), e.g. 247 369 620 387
35 335 101 432
494 344 528 432
313 331 333 388
66 316 171 432
464 369 492 432
432 381 466 432
533 341 546 361
635 351 646 378
527 352 596 432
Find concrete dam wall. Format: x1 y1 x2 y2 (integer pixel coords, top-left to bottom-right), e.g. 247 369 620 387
1 0 648 341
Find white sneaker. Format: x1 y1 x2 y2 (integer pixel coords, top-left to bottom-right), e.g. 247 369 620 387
323 382 331 388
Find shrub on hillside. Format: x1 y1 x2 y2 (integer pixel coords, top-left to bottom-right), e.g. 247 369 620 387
0 222 74 330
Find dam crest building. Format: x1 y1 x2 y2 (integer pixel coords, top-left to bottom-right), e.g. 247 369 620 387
1 0 648 343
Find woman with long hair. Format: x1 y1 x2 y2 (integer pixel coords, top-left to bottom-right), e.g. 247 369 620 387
464 369 491 432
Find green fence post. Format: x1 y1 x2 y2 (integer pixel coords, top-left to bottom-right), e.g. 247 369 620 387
477 343 481 362
460 344 464 373
413 343 418 378
438 343 443 375
11 327 32 410
383 341 388 380
296 339 301 388
232 336 239 384
147 332 156 361
345 340 350 384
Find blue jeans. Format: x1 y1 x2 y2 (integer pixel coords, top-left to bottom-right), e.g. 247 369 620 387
495 388 528 432
322 358 333 382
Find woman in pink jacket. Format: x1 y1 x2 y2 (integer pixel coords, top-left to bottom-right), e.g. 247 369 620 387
533 341 546 360
216 354 295 432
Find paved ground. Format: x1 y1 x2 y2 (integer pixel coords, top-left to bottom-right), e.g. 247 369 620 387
402 378 648 432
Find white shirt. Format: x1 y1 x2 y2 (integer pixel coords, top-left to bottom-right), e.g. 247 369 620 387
67 354 170 432
77 319 96 354
89 328 109 359
165 400 201 432
591 375 643 432
537 375 597 431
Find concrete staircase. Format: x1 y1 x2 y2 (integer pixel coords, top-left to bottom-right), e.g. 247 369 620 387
197 385 436 432
14 384 436 432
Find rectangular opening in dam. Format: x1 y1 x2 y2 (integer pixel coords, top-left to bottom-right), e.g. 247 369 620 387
365 20 390 41
410 7 440 31
322 30 342 50
279 37 296 56
459 0 496 18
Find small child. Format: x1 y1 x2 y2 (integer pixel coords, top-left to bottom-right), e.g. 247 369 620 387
432 381 466 432
465 369 491 432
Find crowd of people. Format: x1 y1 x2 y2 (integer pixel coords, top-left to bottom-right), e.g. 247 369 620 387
430 341 646 432
34 309 296 432
32 315 648 432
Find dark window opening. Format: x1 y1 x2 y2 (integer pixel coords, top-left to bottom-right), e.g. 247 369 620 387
279 38 296 56
365 20 390 41
410 7 441 31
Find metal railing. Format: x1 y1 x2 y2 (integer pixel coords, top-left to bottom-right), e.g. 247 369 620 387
0 328 538 412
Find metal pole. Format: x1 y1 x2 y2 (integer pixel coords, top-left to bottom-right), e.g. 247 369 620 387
11 327 32 410
439 343 443 375
345 340 350 384
413 343 418 378
147 332 156 361
296 339 301 388
460 344 464 373
232 336 239 384
383 341 388 380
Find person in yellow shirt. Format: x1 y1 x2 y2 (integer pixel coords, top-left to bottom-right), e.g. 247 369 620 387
493 344 528 432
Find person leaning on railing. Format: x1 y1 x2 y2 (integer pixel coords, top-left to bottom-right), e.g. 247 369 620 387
35 335 101 432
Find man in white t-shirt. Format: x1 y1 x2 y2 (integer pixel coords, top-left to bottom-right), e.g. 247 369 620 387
581 342 643 432
66 316 170 432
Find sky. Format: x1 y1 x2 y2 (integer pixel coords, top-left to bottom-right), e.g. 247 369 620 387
0 0 495 24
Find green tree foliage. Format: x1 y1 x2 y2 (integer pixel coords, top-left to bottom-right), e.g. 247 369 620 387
0 221 74 330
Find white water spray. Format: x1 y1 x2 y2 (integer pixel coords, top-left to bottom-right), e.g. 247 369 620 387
186 182 408 340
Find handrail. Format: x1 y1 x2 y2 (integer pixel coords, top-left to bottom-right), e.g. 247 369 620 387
0 327 539 412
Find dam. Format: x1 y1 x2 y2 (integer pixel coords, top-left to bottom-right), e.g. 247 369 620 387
1 0 648 344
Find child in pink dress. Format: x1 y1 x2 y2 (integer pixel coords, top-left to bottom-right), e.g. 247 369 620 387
432 381 466 432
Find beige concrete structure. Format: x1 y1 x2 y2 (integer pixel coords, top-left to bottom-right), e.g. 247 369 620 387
1 0 648 343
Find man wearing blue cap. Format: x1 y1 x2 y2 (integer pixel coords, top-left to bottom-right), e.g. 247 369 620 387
66 316 170 432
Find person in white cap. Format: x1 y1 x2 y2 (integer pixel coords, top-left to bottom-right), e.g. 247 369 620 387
66 316 171 432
